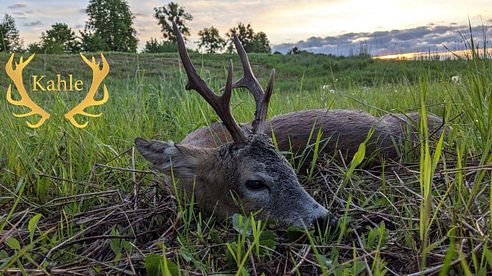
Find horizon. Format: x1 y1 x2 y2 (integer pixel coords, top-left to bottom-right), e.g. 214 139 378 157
1 0 491 55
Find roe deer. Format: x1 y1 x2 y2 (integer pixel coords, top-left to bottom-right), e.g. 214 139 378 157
135 24 445 228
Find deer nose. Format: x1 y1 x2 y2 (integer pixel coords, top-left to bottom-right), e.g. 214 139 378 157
314 213 338 232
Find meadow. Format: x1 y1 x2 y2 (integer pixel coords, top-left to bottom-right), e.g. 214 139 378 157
0 49 491 275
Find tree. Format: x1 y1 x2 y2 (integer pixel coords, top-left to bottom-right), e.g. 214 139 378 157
249 31 271 53
197 26 225 53
82 0 138 52
226 23 271 53
79 31 107 52
287 46 306 55
40 23 80 54
27 42 42 53
226 23 254 53
0 14 22 52
154 2 193 42
143 38 177 53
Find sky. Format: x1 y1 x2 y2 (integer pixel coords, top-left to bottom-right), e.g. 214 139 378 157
0 0 491 55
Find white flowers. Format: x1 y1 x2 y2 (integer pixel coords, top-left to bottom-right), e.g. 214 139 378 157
322 85 336 93
451 75 461 84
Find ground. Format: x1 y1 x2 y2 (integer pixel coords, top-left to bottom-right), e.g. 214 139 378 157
0 50 491 275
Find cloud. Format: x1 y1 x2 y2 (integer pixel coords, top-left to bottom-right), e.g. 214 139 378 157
272 23 492 56
23 20 42 27
7 3 28 9
134 12 146 18
78 8 86 14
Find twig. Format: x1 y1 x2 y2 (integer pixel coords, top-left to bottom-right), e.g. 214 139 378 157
132 146 138 209
95 163 154 174
289 245 310 274
43 209 117 263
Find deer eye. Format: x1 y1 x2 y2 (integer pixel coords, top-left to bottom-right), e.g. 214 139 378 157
245 180 267 191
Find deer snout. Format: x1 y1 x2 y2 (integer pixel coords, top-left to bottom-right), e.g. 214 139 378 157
300 200 338 229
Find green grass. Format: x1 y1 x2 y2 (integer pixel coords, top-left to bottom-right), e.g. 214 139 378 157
0 50 491 275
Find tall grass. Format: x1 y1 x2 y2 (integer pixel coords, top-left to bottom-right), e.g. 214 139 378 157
418 78 446 268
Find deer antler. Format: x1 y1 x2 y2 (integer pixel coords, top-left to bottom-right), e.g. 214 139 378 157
174 23 248 146
64 53 109 128
5 54 50 128
232 34 275 134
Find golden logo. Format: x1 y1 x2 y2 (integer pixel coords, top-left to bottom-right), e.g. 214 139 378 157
4 53 110 128
5 54 50 128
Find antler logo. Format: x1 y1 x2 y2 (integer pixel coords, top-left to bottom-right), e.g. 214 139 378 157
5 54 50 128
64 54 109 128
4 53 110 128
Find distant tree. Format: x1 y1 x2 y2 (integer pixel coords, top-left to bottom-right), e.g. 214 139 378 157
40 23 80 54
79 31 107 52
144 38 160 53
82 0 137 52
143 38 177 53
0 14 22 52
197 26 225 53
249 31 271 53
27 42 42 53
154 2 193 42
226 23 254 53
287 46 306 55
226 23 271 53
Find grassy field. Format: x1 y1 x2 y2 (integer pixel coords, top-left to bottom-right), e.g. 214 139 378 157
0 50 491 275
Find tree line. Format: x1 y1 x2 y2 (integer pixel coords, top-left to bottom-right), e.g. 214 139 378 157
0 0 271 54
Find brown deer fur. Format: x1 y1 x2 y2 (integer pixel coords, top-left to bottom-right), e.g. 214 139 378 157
181 109 445 163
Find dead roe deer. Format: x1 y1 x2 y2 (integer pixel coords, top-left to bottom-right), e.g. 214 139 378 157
135 24 445 228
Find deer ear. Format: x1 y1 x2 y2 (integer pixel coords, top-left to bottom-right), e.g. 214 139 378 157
135 138 206 178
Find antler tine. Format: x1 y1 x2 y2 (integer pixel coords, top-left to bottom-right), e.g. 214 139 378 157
232 33 275 134
173 23 247 145
254 69 275 132
232 34 264 100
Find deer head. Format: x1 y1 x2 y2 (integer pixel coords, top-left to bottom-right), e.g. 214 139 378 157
135 24 337 228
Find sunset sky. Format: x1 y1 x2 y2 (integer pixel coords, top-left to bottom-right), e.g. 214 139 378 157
1 0 491 55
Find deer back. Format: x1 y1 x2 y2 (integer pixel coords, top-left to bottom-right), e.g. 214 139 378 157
180 109 445 162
